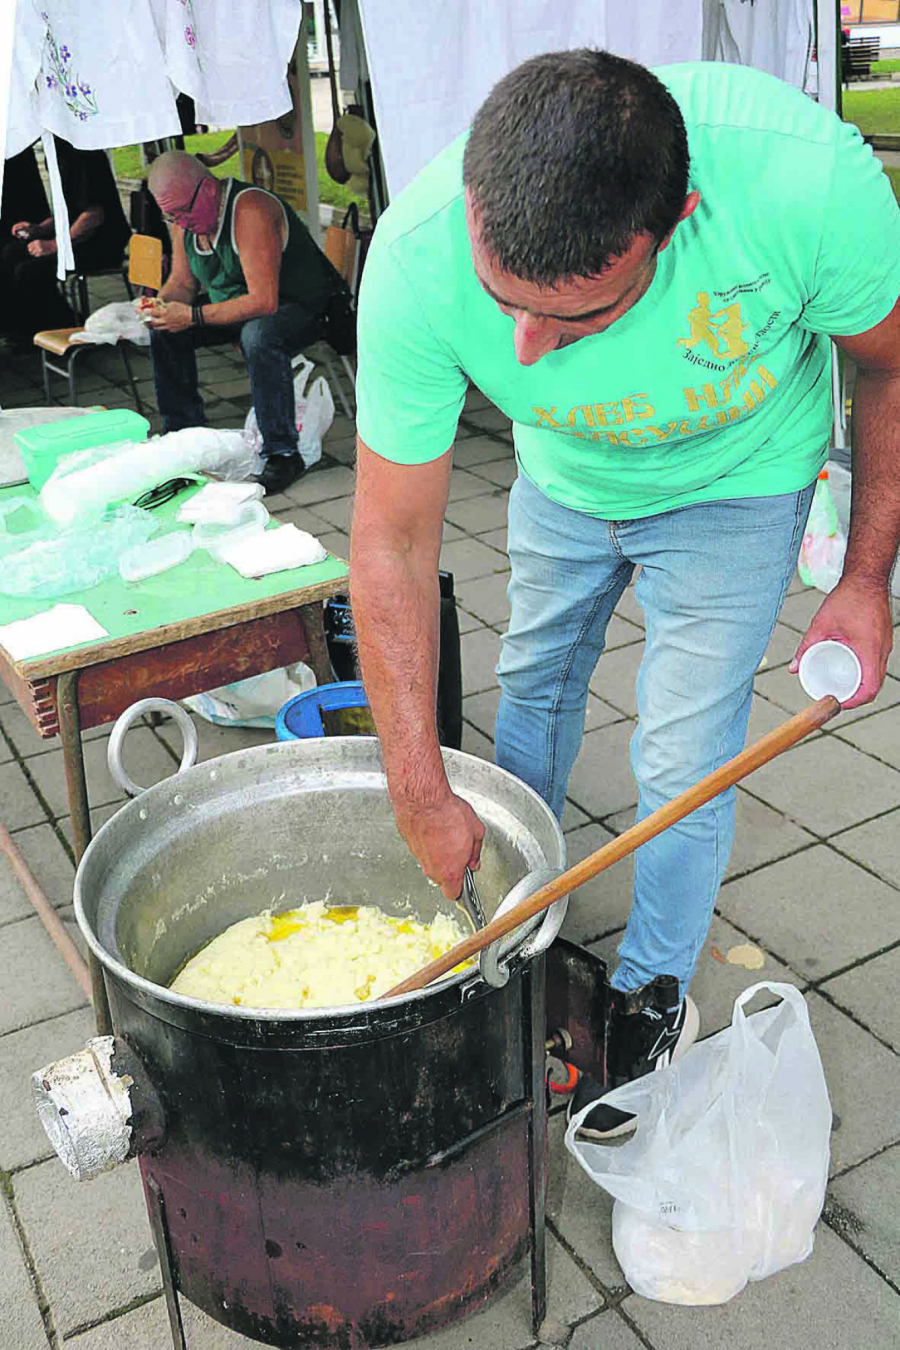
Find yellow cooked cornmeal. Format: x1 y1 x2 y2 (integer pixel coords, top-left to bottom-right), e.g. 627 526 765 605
170 901 473 1011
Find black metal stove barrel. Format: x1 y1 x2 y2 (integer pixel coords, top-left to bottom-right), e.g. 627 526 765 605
109 957 546 1347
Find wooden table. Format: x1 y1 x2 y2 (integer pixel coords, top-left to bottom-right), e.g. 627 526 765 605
0 483 348 1031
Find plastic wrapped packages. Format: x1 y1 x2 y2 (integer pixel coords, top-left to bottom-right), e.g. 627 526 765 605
176 480 265 524
119 531 194 582
565 983 831 1306
0 504 158 598
191 500 269 553
40 429 264 525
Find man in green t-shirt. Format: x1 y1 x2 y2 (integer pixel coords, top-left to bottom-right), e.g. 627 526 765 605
350 51 900 1137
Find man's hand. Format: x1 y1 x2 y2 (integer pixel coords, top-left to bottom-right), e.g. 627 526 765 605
11 221 33 240
27 239 57 258
394 792 485 900
790 574 893 708
145 299 193 333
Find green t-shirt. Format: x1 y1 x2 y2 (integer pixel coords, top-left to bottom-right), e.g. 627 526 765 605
356 62 900 519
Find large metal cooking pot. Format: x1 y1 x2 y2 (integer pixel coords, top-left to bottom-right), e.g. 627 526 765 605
36 703 567 1349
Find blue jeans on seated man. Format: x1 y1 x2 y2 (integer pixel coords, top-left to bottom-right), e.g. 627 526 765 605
495 471 815 1001
148 301 323 459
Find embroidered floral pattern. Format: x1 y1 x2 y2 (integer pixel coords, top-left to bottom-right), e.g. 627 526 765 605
182 0 203 70
40 14 98 122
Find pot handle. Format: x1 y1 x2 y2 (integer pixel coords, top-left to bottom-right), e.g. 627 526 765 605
108 698 199 799
479 867 568 989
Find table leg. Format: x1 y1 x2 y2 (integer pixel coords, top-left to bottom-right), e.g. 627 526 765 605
57 668 112 1036
298 601 334 687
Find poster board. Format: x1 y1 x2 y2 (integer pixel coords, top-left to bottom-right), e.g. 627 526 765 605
237 36 320 241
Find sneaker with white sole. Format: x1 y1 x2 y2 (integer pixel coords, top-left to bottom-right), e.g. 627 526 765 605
567 974 699 1140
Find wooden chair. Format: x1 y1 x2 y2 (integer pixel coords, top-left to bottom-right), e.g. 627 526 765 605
34 234 164 415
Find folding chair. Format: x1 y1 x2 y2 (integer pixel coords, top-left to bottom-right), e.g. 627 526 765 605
34 234 164 415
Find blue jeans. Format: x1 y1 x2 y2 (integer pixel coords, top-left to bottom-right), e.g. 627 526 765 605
149 301 323 459
495 472 815 998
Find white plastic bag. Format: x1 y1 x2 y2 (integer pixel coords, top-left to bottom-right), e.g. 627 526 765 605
298 373 334 469
798 470 845 594
565 983 831 1306
817 459 900 598
243 357 334 470
183 663 317 730
70 301 150 346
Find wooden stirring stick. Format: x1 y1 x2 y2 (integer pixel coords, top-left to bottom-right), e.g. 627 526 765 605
382 694 841 999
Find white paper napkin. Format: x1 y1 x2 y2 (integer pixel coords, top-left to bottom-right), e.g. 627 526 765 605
0 604 109 660
215 524 328 578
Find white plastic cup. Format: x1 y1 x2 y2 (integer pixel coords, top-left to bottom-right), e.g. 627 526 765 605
798 640 862 702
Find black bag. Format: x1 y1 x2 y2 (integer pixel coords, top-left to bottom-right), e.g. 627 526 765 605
323 571 463 750
321 284 357 357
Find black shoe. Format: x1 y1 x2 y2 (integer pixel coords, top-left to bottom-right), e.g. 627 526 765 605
257 452 306 495
568 976 699 1140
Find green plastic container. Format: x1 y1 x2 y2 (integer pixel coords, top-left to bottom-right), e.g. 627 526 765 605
15 409 150 490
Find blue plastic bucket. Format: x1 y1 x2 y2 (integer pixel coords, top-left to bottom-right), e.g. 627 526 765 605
276 681 372 741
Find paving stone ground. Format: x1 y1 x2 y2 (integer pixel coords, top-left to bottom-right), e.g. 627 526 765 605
0 286 898 1348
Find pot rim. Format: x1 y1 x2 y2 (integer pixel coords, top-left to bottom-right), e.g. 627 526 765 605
73 740 565 1025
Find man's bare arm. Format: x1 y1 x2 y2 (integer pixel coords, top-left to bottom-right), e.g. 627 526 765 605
156 226 198 305
791 297 900 706
350 438 484 897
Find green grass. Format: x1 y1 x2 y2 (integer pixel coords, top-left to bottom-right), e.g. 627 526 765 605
885 164 900 201
110 131 365 212
872 58 900 73
842 86 900 134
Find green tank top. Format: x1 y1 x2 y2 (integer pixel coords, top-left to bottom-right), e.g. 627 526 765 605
185 178 339 311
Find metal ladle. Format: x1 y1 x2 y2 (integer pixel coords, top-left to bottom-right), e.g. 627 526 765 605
461 866 487 930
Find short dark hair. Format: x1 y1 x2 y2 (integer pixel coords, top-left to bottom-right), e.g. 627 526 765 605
463 49 690 286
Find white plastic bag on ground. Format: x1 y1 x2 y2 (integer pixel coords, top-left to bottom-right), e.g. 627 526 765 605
70 302 150 346
798 470 845 594
809 459 900 597
243 357 334 470
565 983 831 1306
298 372 334 469
183 663 317 730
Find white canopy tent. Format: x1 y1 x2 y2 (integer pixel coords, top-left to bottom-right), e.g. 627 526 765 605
353 0 838 200
1 0 316 278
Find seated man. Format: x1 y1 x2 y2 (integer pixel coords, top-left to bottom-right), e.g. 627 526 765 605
0 138 130 344
142 150 343 494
